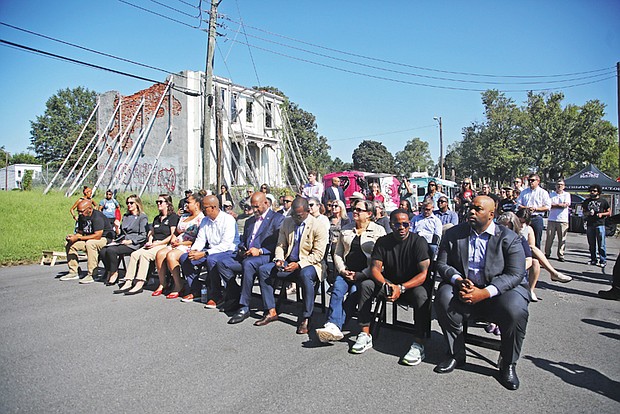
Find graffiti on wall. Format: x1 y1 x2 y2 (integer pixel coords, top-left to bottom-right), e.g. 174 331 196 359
97 161 177 193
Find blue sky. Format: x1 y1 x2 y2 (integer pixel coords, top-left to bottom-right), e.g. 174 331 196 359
0 0 618 166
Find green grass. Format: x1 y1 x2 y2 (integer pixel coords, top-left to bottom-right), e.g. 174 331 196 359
0 189 161 266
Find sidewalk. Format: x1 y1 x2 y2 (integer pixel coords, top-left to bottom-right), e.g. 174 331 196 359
0 232 618 413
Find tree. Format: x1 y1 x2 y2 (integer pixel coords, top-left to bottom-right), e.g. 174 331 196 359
352 140 395 173
22 170 33 191
11 152 40 165
394 137 434 176
329 157 353 172
449 89 617 185
30 86 97 168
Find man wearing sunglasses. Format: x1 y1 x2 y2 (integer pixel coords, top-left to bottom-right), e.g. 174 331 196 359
352 209 431 367
582 184 610 268
516 173 551 249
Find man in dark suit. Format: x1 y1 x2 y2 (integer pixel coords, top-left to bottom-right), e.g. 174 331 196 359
434 196 529 390
256 197 328 334
216 192 285 323
322 176 345 207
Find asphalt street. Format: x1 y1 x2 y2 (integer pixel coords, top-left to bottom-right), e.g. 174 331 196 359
0 232 619 413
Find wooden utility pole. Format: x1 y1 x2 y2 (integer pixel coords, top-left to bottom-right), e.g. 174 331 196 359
202 0 219 190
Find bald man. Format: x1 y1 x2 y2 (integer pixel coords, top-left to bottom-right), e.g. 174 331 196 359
180 195 238 306
217 192 285 323
434 196 529 391
61 199 115 283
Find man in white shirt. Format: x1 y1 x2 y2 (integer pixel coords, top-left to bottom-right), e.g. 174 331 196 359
544 180 571 262
516 173 551 249
180 195 238 307
301 171 324 199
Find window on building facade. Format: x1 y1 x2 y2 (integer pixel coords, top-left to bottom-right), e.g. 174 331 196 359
265 102 272 128
246 100 253 123
231 93 238 123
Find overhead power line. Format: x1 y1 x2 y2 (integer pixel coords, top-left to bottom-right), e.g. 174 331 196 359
224 37 616 93
117 0 203 29
331 125 436 142
220 15 614 80
0 39 201 95
222 26 615 86
0 21 182 78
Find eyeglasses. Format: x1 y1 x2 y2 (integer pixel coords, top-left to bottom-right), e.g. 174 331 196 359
391 222 410 229
156 200 165 204
330 204 339 208
127 201 135 205
423 208 433 212
429 183 436 187
353 208 367 213
438 200 447 203
261 187 268 190
308 203 316 207
225 205 233 209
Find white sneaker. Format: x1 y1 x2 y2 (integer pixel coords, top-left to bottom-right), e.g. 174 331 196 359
315 322 344 343
551 272 572 283
401 342 425 366
350 332 372 354
59 273 79 281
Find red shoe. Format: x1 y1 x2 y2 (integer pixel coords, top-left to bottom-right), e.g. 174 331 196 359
151 289 163 297
180 294 194 303
166 292 180 299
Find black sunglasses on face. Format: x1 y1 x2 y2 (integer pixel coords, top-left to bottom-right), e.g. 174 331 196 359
353 208 367 213
391 222 410 229
156 200 165 204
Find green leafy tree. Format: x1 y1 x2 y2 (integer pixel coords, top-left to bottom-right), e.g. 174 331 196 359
30 86 97 168
11 152 40 165
352 140 395 173
0 146 9 168
394 137 434 176
21 170 33 191
329 157 353 172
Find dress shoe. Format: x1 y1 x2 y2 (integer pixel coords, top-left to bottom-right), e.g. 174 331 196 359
166 292 180 299
434 357 465 374
296 318 309 335
598 287 620 301
124 288 143 296
180 294 195 303
499 363 520 390
151 289 163 297
228 309 250 324
113 287 131 294
254 314 278 326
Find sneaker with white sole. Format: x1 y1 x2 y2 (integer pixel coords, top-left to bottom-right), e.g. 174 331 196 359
79 275 94 284
315 322 344 343
350 332 372 354
401 342 425 366
60 273 79 281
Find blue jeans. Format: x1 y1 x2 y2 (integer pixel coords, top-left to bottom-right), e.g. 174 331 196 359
325 275 358 329
586 224 606 264
258 262 318 318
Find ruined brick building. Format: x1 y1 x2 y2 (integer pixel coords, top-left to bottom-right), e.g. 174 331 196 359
95 70 288 196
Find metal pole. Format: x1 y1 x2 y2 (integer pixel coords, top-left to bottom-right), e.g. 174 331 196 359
202 0 218 190
616 61 619 177
4 151 8 191
439 116 444 180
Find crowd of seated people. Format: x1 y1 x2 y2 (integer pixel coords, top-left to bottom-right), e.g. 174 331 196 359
61 176 588 391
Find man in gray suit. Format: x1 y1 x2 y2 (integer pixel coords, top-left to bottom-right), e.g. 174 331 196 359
434 196 529 390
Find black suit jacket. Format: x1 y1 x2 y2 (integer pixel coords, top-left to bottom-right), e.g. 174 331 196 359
436 222 528 297
240 209 285 257
322 186 346 206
